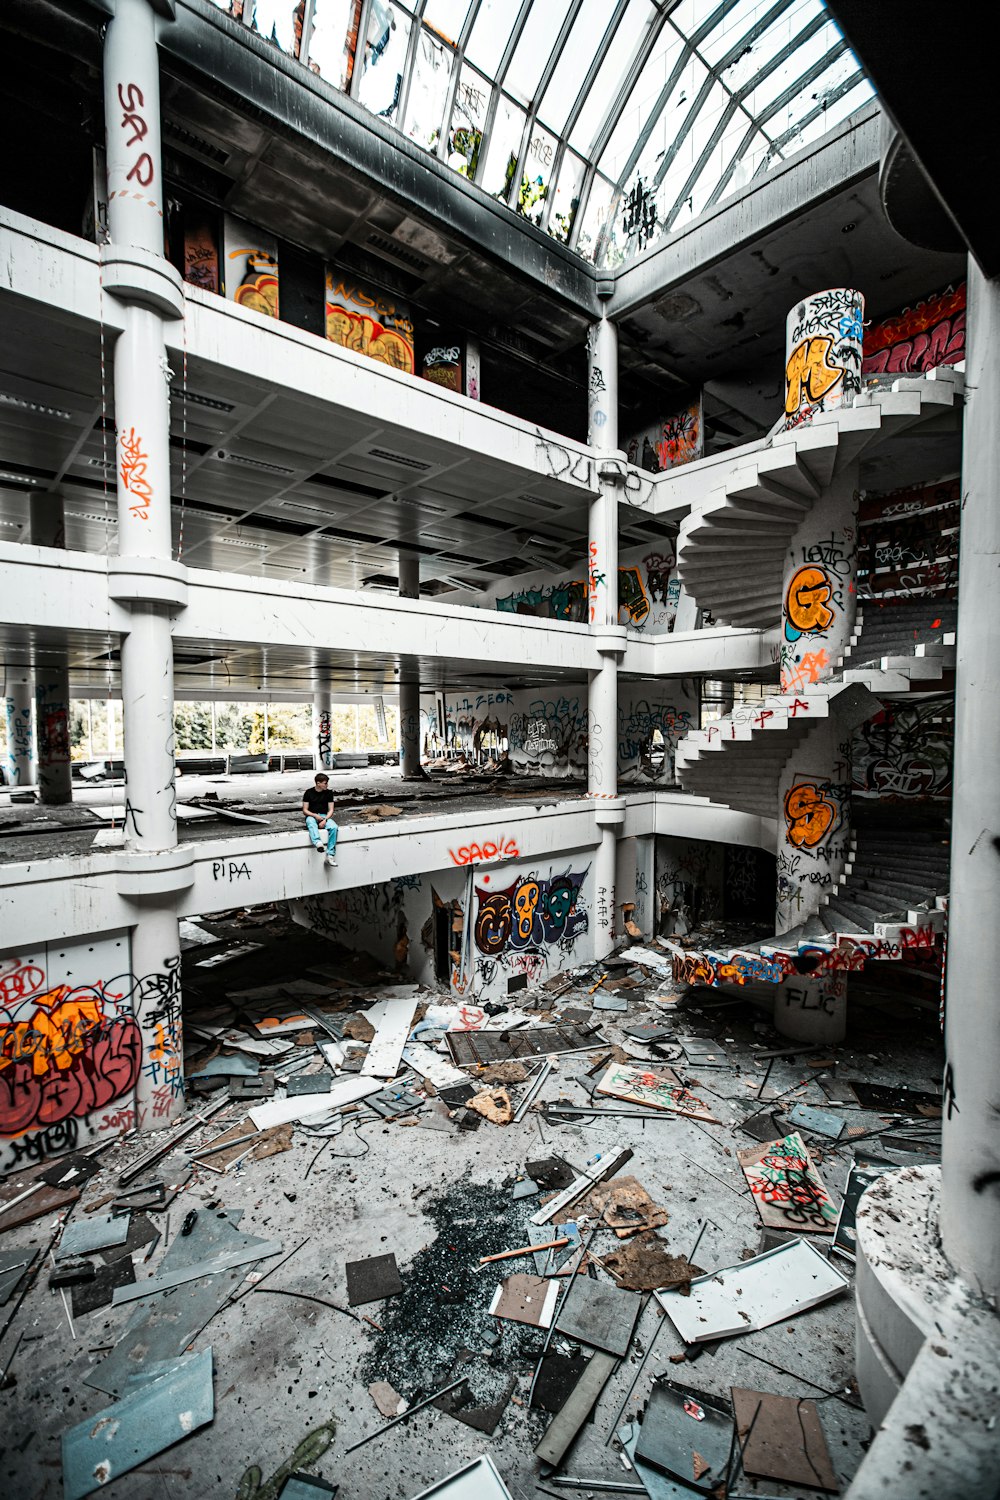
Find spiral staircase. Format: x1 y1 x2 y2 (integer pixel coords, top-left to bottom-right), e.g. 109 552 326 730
664 368 961 991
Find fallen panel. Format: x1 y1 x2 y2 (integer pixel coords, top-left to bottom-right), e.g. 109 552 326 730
345 1253 403 1307
738 1132 839 1234
595 1063 718 1122
248 1076 382 1128
433 1348 516 1434
618 1420 692 1500
286 1072 339 1097
362 997 419 1078
277 1477 339 1499
847 1081 942 1113
39 1154 103 1189
445 1022 604 1068
832 1157 900 1261
530 1353 590 1413
554 1276 642 1357
655 1238 849 1344
635 1381 733 1492
787 1102 844 1140
401 1043 470 1089
593 992 628 1012
534 1350 618 1466
0 1247 35 1305
188 1054 260 1080
111 1235 282 1306
732 1386 838 1490
62 1348 214 1500
72 1258 136 1317
408 1455 513 1499
488 1273 559 1328
57 1214 131 1260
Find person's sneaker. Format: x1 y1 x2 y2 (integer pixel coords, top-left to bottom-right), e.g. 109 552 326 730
327 854 338 866
313 843 324 852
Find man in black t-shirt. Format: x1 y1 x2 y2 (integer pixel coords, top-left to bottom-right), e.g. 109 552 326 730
301 773 338 863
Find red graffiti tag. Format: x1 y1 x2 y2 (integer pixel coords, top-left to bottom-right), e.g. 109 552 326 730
119 426 153 519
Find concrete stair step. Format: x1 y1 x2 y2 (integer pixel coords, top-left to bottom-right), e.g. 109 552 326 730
853 876 941 905
819 897 868 933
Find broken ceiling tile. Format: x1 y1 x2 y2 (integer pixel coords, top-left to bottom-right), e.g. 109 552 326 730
618 1419 692 1500
444 1022 604 1068
731 1386 838 1490
248 1075 382 1128
635 1380 733 1493
362 996 419 1079
529 1352 591 1413
187 1053 261 1080
401 1043 470 1090
62 1348 214 1500
593 992 629 1012
57 1213 131 1260
579 1175 669 1239
595 1062 718 1122
655 1238 850 1344
534 1350 618 1466
488 1272 559 1329
346 1253 403 1307
847 1081 942 1114
554 1275 642 1357
38 1153 103 1189
738 1131 840 1234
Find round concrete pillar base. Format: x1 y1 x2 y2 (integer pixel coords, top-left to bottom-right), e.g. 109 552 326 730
773 972 847 1043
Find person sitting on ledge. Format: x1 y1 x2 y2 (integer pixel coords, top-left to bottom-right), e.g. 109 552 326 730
302 772 338 865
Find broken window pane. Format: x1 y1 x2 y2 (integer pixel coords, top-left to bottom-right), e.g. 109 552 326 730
547 149 586 244
404 24 455 153
358 0 411 123
448 63 490 177
575 172 616 264
252 0 300 54
479 94 526 201
518 123 557 225
423 0 473 47
308 0 357 90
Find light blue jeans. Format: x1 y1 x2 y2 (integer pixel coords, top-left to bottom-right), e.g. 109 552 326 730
305 816 338 855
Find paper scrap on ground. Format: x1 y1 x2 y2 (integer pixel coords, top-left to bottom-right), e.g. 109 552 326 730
488 1273 559 1329
655 1238 849 1343
579 1175 669 1239
596 1062 718 1122
738 1130 839 1233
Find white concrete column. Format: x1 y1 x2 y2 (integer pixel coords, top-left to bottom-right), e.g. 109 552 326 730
633 834 656 938
121 605 177 851
105 0 185 1130
314 694 333 770
398 553 426 780
4 678 34 789
587 308 625 958
775 713 853 935
940 261 1000 1300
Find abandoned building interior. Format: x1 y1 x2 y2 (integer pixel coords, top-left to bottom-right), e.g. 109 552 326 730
0 0 997 1496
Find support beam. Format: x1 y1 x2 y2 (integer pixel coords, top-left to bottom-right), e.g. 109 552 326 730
940 259 1000 1300
3 678 34 790
30 493 72 805
398 553 427 781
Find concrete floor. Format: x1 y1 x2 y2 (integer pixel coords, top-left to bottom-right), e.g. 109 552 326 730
0 767 591 866
0 935 945 1500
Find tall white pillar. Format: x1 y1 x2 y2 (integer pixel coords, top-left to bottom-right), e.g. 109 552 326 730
104 0 188 1129
314 693 333 770
398 552 426 780
940 261 1000 1300
587 304 625 959
3 678 34 789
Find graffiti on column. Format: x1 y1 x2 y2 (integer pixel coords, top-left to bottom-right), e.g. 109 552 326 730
777 763 851 928
784 288 864 429
317 709 332 769
588 541 605 624
780 524 856 693
624 395 703 474
119 426 154 520
35 686 70 767
4 701 32 784
116 81 154 189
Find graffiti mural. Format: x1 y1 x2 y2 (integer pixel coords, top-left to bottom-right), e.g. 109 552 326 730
0 939 168 1172
624 394 704 474
852 697 953 799
862 283 965 377
473 867 589 959
780 526 855 692
496 567 652 628
618 699 694 783
784 288 864 428
777 748 851 932
857 477 960 605
325 270 415 372
421 344 462 392
223 215 279 318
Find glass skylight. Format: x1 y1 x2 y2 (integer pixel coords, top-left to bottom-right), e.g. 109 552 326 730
214 0 873 266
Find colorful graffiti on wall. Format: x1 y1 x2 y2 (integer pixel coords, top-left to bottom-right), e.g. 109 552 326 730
857 477 960 605
223 215 279 318
496 566 650 627
780 527 855 692
776 748 851 931
624 394 704 473
784 288 864 428
852 697 953 799
0 954 147 1164
473 867 589 958
862 283 965 377
325 271 415 373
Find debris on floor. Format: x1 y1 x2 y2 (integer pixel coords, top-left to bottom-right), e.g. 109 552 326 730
0 914 947 1497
